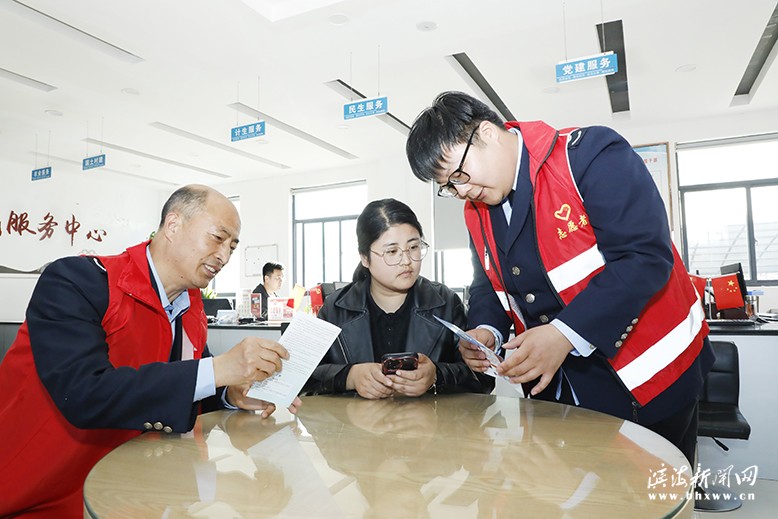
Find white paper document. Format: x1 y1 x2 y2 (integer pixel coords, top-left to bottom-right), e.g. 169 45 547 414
434 315 503 377
434 316 524 395
246 312 341 408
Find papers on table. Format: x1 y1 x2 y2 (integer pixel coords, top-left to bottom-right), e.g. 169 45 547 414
246 312 340 408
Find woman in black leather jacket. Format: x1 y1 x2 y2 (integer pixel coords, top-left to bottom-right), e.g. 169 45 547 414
302 198 493 398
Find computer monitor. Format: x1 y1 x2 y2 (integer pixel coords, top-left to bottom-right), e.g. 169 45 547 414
202 297 233 317
320 283 336 300
320 281 350 300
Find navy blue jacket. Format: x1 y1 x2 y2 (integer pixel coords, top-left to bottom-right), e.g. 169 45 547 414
467 126 714 425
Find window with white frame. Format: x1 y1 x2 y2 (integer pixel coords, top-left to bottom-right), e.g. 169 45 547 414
292 182 367 288
678 135 778 283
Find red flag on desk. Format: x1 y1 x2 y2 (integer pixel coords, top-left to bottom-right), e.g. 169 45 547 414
309 285 324 315
710 273 743 310
688 274 707 300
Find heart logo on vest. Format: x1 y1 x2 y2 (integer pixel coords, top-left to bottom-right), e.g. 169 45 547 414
554 203 571 221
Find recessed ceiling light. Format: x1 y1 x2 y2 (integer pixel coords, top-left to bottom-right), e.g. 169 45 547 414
44 109 63 116
121 87 140 95
675 64 696 73
417 21 437 32
328 14 349 25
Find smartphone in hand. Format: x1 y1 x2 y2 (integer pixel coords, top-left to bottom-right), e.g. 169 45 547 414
381 352 419 375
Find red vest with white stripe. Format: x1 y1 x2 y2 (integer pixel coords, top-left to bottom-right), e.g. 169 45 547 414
464 121 708 406
0 241 207 513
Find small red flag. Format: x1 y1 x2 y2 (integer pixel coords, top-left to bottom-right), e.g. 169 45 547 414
309 285 324 315
710 273 743 310
688 274 707 300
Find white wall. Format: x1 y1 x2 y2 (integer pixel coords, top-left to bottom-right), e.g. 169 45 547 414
0 158 169 321
221 152 435 293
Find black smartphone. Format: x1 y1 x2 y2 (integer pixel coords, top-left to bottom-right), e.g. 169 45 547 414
381 352 419 375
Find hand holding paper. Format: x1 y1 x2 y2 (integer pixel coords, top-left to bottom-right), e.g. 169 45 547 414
247 312 341 408
433 316 503 377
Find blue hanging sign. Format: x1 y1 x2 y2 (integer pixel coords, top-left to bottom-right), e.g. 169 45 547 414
343 96 388 120
556 51 618 83
231 121 266 142
82 154 106 170
31 166 52 181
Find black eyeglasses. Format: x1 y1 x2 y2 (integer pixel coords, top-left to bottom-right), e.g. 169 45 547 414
437 126 477 198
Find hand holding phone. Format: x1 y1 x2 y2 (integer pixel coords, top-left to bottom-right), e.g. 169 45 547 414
381 352 419 375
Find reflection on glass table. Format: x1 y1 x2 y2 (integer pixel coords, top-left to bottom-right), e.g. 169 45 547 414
84 394 693 518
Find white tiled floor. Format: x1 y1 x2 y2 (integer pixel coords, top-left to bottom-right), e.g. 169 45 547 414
694 478 778 518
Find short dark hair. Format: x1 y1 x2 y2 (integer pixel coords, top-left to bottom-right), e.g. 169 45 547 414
406 91 502 182
158 185 209 228
353 198 423 282
263 262 284 278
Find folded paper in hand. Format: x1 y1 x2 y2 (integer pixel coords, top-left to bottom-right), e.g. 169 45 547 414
433 316 503 377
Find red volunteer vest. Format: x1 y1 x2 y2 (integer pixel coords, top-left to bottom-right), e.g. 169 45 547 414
464 121 708 406
0 241 207 514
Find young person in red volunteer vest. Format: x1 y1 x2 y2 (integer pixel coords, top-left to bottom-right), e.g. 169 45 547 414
0 184 302 518
405 92 714 468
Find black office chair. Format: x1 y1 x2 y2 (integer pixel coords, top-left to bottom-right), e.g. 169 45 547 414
695 340 751 512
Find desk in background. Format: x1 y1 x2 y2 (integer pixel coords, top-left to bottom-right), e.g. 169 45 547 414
85 394 692 518
703 322 778 479
0 322 279 362
206 322 283 355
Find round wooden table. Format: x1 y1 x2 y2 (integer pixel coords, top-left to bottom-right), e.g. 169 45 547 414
85 394 692 518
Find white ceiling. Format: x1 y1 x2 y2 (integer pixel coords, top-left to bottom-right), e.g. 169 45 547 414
1 0 777 188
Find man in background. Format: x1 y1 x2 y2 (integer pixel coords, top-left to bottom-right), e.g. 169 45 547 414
0 184 300 517
253 261 284 320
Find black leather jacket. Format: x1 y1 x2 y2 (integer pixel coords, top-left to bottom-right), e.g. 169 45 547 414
302 276 494 395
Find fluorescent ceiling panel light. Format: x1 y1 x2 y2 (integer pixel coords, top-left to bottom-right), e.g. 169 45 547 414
732 3 778 104
150 122 290 169
2 0 143 64
323 80 410 137
83 138 230 179
596 20 630 114
446 53 514 121
33 152 177 186
240 0 344 23
228 102 358 159
0 66 56 91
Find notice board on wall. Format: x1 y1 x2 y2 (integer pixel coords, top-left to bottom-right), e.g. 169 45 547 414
244 244 279 277
633 142 673 229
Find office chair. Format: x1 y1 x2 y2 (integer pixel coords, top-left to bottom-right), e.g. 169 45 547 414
695 340 751 512
202 297 233 317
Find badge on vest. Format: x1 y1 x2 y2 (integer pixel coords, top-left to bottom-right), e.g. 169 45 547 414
553 203 589 239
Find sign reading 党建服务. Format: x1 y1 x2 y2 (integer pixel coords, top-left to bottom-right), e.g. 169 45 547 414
82 154 106 171
556 51 618 83
343 96 388 120
31 166 52 181
231 121 266 142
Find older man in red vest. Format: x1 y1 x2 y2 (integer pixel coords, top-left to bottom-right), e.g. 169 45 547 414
0 184 300 517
